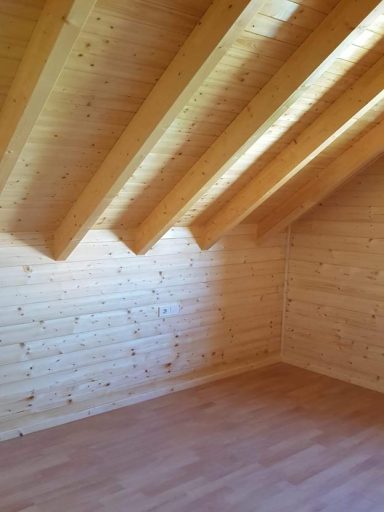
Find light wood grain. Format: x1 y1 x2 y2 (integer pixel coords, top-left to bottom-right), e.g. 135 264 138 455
53 0 261 260
284 157 384 391
200 56 384 248
0 226 285 440
134 0 384 254
257 122 384 239
0 0 45 111
0 0 97 192
1 363 384 511
0 0 383 236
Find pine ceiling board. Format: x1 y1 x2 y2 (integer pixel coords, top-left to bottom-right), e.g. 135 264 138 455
183 110 384 226
178 87 358 225
0 0 211 233
224 47 283 76
246 14 319 49
245 14 312 45
176 23 384 227
291 100 384 170
50 69 151 111
197 101 384 232
112 6 384 239
246 102 384 225
2 0 383 235
95 0 208 33
234 32 299 61
105 52 383 229
2 180 84 200
0 0 45 20
293 0 339 14
98 0 336 230
100 0 210 22
1 0 334 233
259 0 327 29
205 63 272 91
96 65 274 227
0 0 45 110
370 12 384 33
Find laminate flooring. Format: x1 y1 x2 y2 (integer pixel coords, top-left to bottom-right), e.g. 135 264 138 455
1 363 384 512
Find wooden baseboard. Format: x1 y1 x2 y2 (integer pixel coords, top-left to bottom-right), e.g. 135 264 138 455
282 353 384 395
0 355 280 442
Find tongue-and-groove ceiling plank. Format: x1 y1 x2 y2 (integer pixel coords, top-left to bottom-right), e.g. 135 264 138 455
52 0 262 260
0 0 45 111
133 0 384 255
0 0 213 234
257 120 384 239
0 0 97 193
199 55 384 249
0 0 383 260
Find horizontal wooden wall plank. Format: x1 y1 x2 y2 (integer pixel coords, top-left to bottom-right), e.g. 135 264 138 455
0 355 281 441
284 157 384 392
0 226 285 438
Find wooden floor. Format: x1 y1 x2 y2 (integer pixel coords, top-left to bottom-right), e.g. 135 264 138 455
2 364 384 512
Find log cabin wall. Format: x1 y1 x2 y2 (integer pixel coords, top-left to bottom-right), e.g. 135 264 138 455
1 0 384 442
283 156 384 392
0 226 285 440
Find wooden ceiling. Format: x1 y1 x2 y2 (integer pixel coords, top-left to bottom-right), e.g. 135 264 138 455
0 0 383 259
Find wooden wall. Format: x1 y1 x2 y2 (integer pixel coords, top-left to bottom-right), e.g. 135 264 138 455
3 154 384 442
0 225 285 440
284 156 384 392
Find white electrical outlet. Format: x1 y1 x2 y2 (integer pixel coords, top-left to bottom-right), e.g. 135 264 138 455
158 303 181 317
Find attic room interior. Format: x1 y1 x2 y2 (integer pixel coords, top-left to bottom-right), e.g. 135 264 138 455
0 0 384 509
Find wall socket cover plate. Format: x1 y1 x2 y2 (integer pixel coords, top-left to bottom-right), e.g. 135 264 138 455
158 303 181 317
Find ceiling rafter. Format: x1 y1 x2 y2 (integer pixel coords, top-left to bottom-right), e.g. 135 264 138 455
133 0 384 255
53 0 261 260
199 56 384 249
0 0 97 193
257 119 384 240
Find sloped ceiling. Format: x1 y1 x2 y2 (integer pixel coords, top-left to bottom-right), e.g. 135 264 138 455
0 0 383 259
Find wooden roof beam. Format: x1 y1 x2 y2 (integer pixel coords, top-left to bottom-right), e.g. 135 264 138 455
0 0 96 193
53 0 262 260
200 56 384 249
133 0 384 255
257 120 384 240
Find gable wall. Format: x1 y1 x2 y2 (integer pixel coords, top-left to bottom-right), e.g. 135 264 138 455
284 156 384 392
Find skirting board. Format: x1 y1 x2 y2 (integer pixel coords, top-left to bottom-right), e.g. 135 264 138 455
282 353 384 395
0 355 280 442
